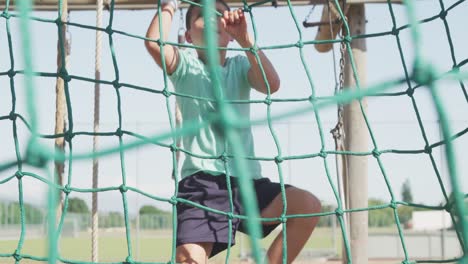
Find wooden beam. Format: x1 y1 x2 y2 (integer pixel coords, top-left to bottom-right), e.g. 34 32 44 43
0 0 402 11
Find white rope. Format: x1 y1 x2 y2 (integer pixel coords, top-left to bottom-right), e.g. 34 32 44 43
173 8 185 180
92 0 103 261
327 1 350 262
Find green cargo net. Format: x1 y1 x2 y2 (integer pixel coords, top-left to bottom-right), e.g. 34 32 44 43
0 0 467 263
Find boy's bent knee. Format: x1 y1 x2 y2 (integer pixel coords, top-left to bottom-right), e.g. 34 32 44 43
287 187 321 214
176 242 213 264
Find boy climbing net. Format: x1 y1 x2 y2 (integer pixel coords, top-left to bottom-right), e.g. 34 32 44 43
145 0 322 263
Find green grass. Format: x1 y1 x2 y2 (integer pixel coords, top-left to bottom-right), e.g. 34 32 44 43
0 228 338 263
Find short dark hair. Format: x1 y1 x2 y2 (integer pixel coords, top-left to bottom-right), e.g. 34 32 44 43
185 0 230 30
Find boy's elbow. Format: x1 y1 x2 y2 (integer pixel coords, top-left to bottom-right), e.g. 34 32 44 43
269 77 280 94
145 38 160 54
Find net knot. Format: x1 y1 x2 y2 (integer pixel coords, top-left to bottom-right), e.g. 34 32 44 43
26 144 48 168
124 256 134 264
15 171 24 179
343 36 352 44
63 184 72 194
335 208 344 216
1 11 10 19
264 98 272 105
220 152 228 162
7 69 16 77
391 27 399 36
115 128 123 137
8 111 17 121
170 144 177 153
308 95 316 104
405 87 414 97
274 156 283 164
59 68 71 82
54 18 63 26
412 61 436 87
372 149 381 157
105 25 113 35
227 212 234 220
424 145 432 154
439 10 447 19
170 196 178 205
64 131 74 142
319 151 327 158
280 215 287 223
295 41 304 48
112 80 121 89
390 200 398 209
162 89 171 98
119 184 128 193
249 45 258 54
13 251 22 261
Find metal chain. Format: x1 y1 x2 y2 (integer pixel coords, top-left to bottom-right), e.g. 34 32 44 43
303 4 316 24
337 21 346 125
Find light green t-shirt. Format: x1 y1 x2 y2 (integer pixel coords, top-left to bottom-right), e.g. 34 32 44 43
169 50 261 179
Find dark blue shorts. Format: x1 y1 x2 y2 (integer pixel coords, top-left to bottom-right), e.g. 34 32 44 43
176 171 291 257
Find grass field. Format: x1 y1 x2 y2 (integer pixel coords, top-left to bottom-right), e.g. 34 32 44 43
0 228 338 263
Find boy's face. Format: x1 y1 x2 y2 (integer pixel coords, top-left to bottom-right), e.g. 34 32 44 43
185 2 232 48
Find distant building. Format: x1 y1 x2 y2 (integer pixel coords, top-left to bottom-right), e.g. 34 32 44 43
412 211 452 231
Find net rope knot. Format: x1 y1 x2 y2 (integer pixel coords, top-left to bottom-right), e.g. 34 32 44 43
119 184 128 193
15 171 24 180
220 152 228 162
115 128 123 137
319 150 327 158
335 208 344 216
1 11 10 19
124 256 134 264
227 212 234 220
295 41 304 48
169 196 178 205
406 87 414 97
424 145 432 154
439 10 447 20
13 250 22 261
372 149 381 157
391 27 399 36
25 145 48 168
264 98 272 105
105 25 113 35
343 35 352 44
63 184 72 194
412 62 436 87
59 68 71 82
274 156 283 164
162 89 172 98
8 111 17 121
64 130 74 142
112 80 121 89
170 143 177 153
390 200 398 209
7 69 16 77
280 215 287 223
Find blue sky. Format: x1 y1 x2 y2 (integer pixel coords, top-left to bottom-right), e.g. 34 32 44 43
0 1 467 214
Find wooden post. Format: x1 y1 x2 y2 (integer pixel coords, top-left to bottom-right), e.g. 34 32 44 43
343 4 368 264
55 0 69 222
92 0 104 261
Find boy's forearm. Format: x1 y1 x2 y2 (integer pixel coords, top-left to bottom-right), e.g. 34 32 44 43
145 4 179 73
240 38 280 94
146 4 175 46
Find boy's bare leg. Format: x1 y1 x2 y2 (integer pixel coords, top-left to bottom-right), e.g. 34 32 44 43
261 187 321 264
176 242 213 264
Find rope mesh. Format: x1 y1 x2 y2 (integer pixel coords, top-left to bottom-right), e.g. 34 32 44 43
0 0 467 263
